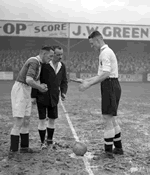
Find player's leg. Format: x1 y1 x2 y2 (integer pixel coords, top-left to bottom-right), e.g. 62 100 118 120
10 82 25 154
100 79 116 159
47 105 58 145
18 84 35 153
20 115 35 153
112 79 123 154
10 117 24 152
36 102 47 150
102 115 115 158
112 117 123 154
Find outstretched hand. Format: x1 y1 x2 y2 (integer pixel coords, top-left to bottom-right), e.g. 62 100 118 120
79 80 91 92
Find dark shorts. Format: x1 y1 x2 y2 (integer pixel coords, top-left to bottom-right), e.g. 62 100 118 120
101 78 121 116
36 102 58 120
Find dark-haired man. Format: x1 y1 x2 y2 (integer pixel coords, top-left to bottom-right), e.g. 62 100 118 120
9 46 54 156
79 31 123 159
31 46 68 150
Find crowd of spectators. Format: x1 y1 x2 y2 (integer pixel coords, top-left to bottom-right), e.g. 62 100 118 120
0 49 150 74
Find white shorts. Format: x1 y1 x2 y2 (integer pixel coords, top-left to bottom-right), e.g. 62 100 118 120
11 81 32 118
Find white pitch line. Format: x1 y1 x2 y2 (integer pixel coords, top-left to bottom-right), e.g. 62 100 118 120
60 100 94 175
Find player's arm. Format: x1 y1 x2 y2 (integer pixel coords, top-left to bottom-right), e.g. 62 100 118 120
86 52 111 85
26 61 47 92
26 76 41 89
84 76 97 82
87 71 110 86
79 52 110 91
26 76 48 93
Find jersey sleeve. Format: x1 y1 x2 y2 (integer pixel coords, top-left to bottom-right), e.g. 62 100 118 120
26 60 39 79
101 50 111 72
97 59 102 75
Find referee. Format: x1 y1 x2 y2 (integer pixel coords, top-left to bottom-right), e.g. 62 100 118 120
79 31 123 159
31 46 68 149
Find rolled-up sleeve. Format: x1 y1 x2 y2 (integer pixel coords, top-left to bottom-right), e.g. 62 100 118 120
26 61 39 79
101 51 111 72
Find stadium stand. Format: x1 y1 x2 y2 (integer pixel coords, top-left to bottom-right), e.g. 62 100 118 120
0 49 150 74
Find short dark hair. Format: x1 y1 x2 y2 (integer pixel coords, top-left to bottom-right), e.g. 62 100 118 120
88 31 103 39
41 45 54 52
52 45 62 51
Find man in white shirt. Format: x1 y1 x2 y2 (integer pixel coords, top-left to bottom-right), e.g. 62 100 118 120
79 31 123 159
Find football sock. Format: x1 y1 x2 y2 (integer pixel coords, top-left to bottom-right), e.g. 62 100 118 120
10 128 20 152
104 128 115 153
20 133 29 148
38 121 47 144
20 127 29 148
114 125 122 148
47 128 55 141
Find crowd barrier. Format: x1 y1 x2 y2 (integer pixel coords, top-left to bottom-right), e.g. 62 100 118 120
1 71 150 83
69 72 150 83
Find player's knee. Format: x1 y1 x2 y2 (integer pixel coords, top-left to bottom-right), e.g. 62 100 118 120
13 117 24 129
102 115 113 128
112 117 118 126
102 119 108 128
25 119 30 127
24 116 30 127
39 119 46 126
38 119 47 130
47 118 55 128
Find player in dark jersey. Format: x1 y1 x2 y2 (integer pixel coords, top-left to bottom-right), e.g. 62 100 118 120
9 46 54 157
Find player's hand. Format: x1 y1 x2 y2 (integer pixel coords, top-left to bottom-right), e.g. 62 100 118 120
38 83 48 92
61 93 66 101
79 80 91 91
31 98 36 105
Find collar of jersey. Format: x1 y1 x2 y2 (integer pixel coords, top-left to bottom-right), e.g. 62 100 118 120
36 55 42 63
100 44 108 51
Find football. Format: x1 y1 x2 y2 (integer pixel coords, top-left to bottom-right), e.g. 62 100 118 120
72 142 87 156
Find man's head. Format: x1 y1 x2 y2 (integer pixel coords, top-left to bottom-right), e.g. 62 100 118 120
88 31 104 51
53 46 63 64
40 46 54 63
